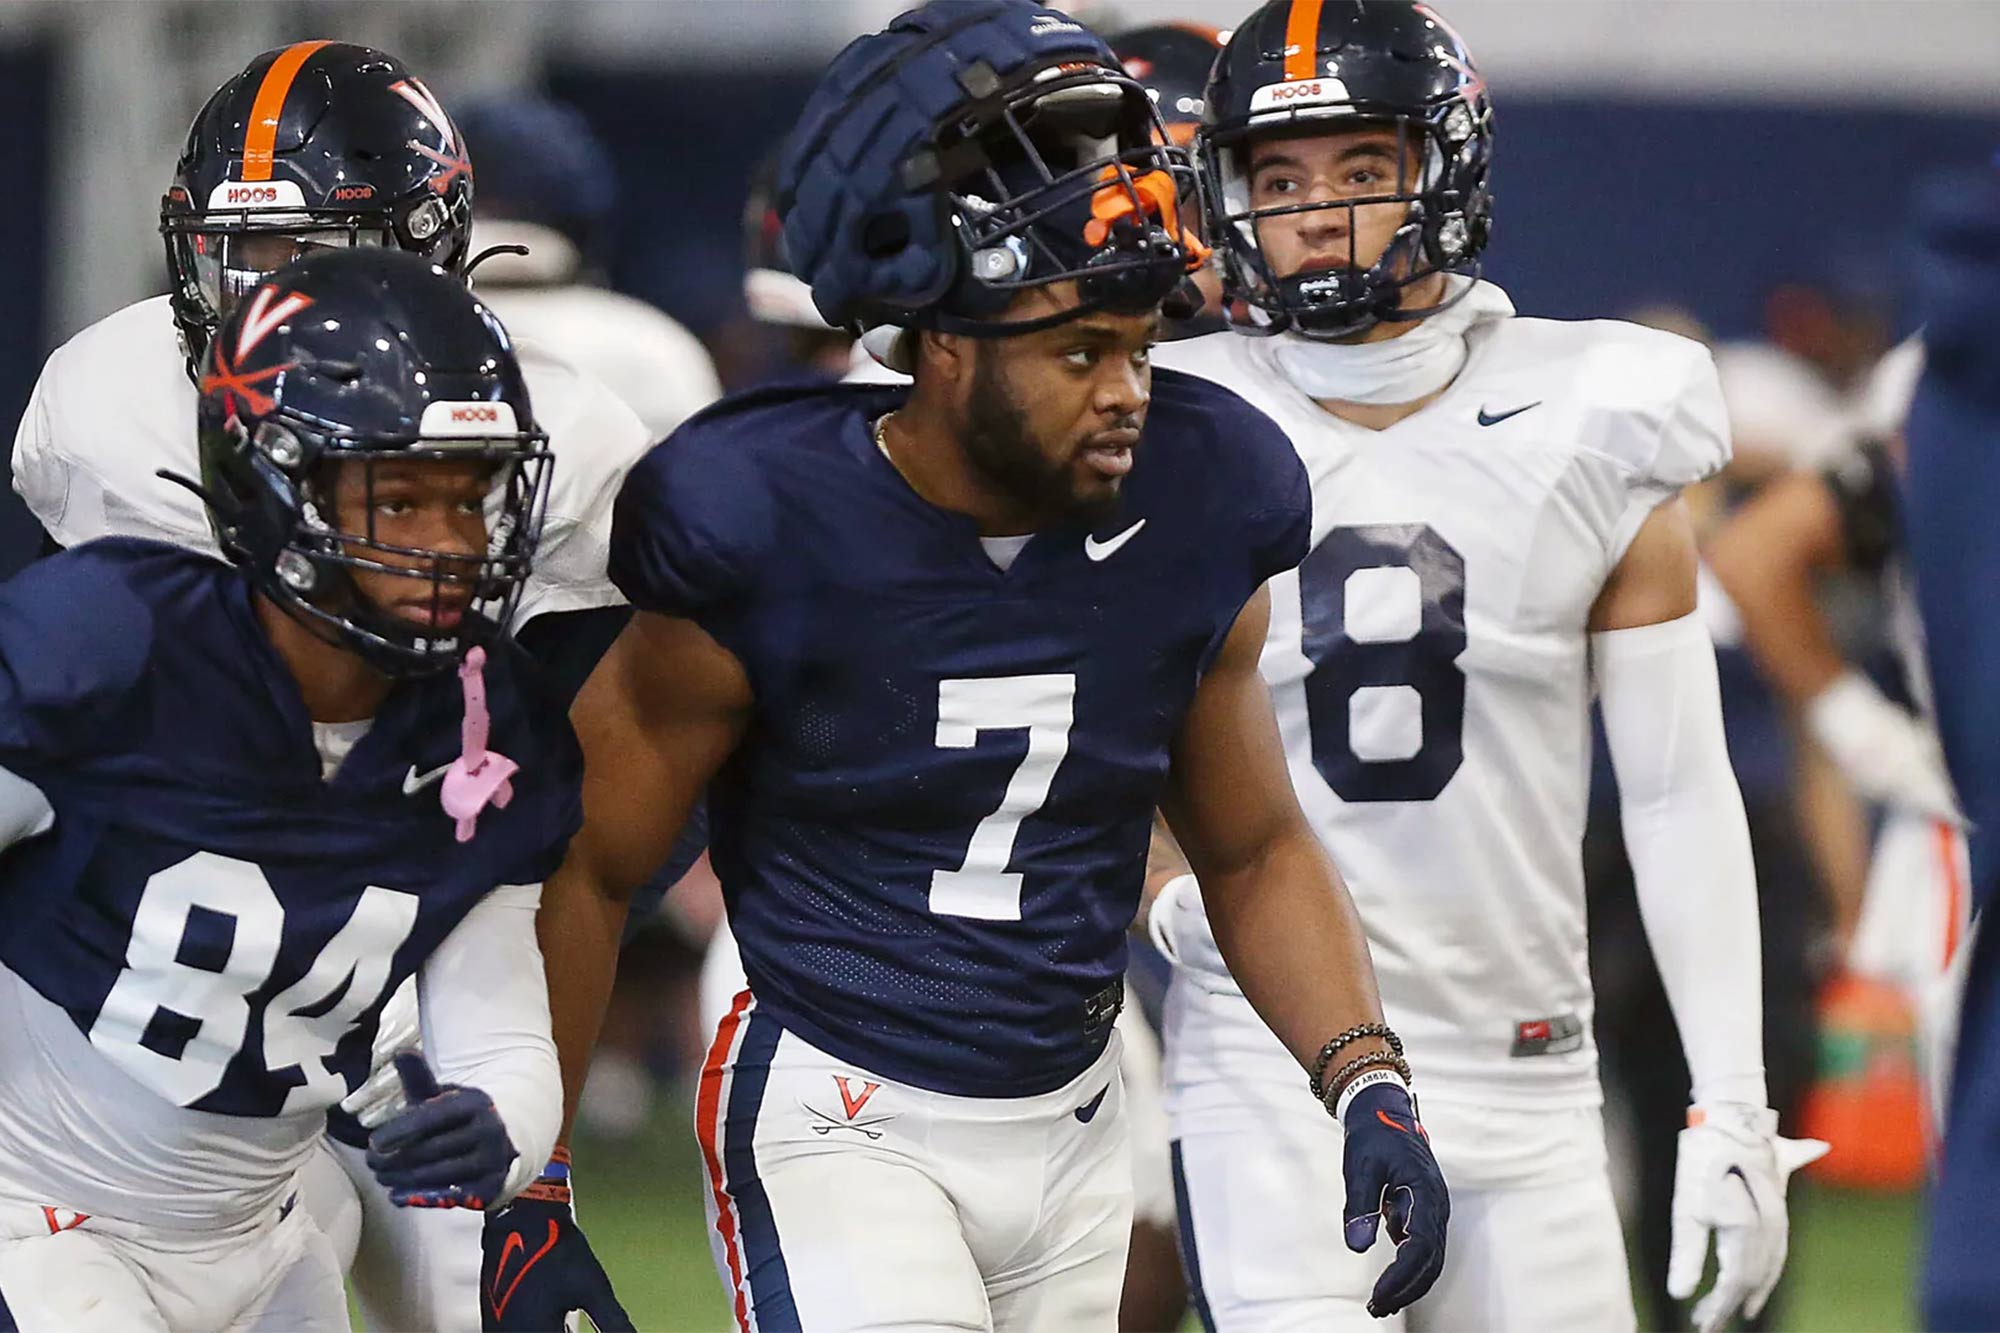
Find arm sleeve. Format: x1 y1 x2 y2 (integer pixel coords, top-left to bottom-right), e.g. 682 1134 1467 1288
1609 344 1734 564
417 882 562 1207
1595 611 1768 1107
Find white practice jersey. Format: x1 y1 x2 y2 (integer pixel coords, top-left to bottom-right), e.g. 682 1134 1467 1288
1156 310 1731 1109
475 283 722 442
12 294 651 624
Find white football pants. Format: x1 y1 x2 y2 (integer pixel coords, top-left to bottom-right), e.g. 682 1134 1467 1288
1165 974 1636 1333
296 1133 485 1331
701 918 1177 1229
0 1188 345 1333
699 989 1132 1331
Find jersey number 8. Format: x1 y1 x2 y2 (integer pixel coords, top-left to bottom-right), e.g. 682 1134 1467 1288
1299 523 1468 803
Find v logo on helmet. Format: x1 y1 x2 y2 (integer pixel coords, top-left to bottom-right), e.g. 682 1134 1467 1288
391 79 456 149
235 288 314 361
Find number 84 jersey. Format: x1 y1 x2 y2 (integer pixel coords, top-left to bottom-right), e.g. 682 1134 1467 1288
1156 308 1731 1110
0 541 580 1222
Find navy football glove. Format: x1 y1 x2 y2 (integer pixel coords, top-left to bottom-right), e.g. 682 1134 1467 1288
1340 1078 1450 1318
365 1052 518 1210
481 1149 634 1332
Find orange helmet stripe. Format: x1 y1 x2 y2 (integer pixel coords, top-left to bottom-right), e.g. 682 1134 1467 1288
1283 0 1325 81
240 40 331 181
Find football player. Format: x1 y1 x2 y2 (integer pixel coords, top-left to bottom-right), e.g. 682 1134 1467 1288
8 42 647 1331
1111 21 1229 335
0 248 575 1332
735 114 1187 1333
530 2 1449 1328
1710 347 1970 1127
1146 3 1825 1329
454 95 724 440
1904 155 2000 1332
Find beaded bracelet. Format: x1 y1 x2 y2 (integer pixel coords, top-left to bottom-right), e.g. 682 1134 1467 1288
1308 1022 1405 1101
1316 1050 1414 1117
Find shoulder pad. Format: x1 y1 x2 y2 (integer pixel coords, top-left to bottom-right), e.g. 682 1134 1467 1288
0 542 161 759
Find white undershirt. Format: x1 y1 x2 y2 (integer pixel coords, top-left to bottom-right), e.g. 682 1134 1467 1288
979 534 1032 571
872 418 1033 573
311 717 375 782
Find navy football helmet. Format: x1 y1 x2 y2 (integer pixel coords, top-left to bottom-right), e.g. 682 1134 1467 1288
744 151 832 330
1110 22 1225 146
1200 0 1493 337
777 0 1209 338
454 96 617 266
161 42 476 376
194 248 550 675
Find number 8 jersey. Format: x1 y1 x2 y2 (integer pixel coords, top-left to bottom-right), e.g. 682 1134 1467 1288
609 374 1310 1099
1155 296 1732 1110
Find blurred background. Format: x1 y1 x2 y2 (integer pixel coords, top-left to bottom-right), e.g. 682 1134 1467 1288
0 1 1994 1328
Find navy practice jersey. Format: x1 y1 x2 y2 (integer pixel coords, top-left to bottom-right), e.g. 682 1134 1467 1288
0 540 582 1118
611 370 1310 1096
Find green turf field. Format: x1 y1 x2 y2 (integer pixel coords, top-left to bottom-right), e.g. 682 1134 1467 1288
576 1096 1924 1333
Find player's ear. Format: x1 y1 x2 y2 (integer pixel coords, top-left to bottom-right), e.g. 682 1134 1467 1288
916 328 969 385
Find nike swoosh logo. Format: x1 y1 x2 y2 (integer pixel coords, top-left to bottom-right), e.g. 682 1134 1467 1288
1477 401 1541 427
1083 519 1146 562
1725 1164 1762 1217
487 1218 561 1320
1075 1086 1108 1123
402 761 452 795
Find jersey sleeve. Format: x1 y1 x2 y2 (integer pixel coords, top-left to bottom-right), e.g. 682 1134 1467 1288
491 645 587 886
607 421 774 662
1249 432 1313 583
11 348 72 543
1608 337 1733 562
1172 370 1312 585
512 350 653 626
0 550 155 763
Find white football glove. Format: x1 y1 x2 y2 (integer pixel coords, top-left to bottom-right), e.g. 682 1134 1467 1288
338 978 424 1129
1807 671 1962 824
1144 873 1196 963
1668 1102 1830 1332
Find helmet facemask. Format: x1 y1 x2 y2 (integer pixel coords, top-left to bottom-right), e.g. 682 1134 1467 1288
161 189 469 372
207 415 552 676
1203 94 1490 339
919 62 1211 335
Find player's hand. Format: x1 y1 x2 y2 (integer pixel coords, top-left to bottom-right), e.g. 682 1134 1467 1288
481 1150 634 1333
1807 672 1962 823
1339 1079 1449 1318
337 983 425 1127
1668 1102 1829 1332
363 1052 518 1210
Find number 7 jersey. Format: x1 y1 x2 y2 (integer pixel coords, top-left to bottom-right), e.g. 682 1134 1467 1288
1156 307 1732 1109
609 374 1310 1099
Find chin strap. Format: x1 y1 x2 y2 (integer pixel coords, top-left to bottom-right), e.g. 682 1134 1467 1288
440 645 518 843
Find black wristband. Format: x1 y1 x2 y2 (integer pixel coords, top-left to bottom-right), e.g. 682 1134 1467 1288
1308 1023 1404 1101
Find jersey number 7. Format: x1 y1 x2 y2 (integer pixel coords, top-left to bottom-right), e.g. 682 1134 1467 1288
929 674 1076 922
